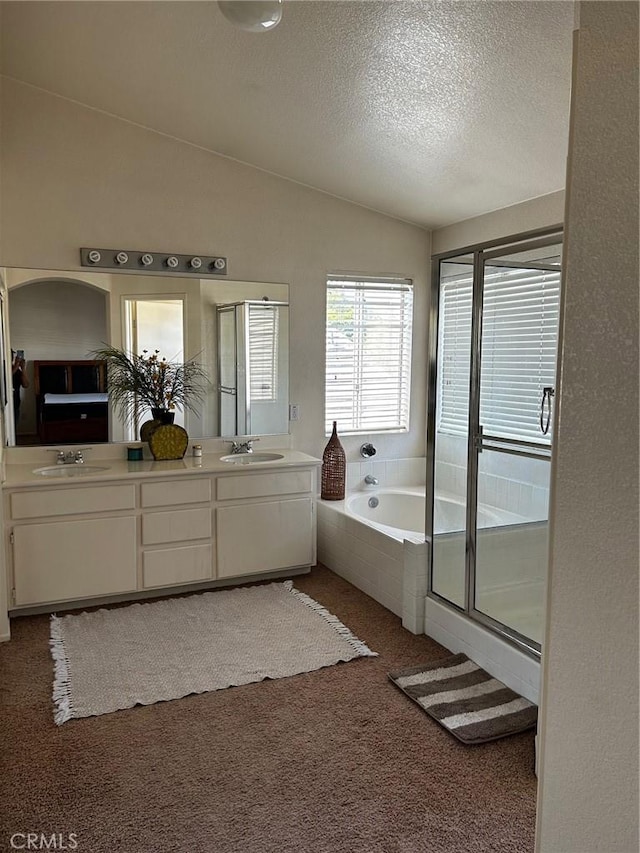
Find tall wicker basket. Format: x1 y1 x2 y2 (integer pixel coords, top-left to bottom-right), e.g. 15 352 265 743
321 421 346 500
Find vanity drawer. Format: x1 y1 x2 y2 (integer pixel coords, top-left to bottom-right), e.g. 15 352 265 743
141 478 211 508
10 485 136 520
142 544 213 588
217 470 313 501
142 507 212 545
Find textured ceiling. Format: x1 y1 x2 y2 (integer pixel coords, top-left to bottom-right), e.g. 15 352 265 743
0 1 574 228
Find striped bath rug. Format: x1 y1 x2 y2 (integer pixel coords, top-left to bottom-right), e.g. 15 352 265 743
389 653 537 744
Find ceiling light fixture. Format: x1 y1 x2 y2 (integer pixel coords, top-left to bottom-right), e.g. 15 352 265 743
217 0 283 32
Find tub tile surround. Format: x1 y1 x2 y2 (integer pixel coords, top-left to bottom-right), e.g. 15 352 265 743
435 432 551 521
402 540 430 634
318 456 428 619
319 456 425 626
437 460 550 522
317 500 405 618
347 457 426 492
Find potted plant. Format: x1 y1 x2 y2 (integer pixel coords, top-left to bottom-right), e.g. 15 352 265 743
91 345 208 428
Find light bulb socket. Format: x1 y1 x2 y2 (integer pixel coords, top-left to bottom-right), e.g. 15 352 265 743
81 248 227 274
218 0 283 32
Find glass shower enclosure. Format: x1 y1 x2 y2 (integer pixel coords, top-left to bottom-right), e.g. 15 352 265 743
216 300 289 437
427 227 563 655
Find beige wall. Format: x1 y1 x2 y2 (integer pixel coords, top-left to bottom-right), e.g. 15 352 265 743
431 190 564 255
536 3 639 851
0 78 429 460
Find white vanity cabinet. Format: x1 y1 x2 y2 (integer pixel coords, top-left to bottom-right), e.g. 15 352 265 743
216 469 315 578
8 484 138 606
4 456 319 611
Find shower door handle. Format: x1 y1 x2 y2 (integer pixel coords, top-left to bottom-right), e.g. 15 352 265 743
540 386 555 435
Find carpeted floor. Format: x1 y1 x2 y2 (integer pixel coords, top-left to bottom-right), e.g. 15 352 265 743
0 565 537 853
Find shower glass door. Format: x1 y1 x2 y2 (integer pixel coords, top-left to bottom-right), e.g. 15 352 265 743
428 228 562 655
470 241 562 648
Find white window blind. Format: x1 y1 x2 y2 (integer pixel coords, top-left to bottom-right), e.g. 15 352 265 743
248 305 278 402
438 277 472 436
438 266 561 443
325 278 413 434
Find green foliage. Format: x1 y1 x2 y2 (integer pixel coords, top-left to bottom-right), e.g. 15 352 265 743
327 292 354 336
91 346 208 425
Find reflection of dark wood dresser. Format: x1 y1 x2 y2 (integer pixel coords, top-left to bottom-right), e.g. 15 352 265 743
34 360 108 445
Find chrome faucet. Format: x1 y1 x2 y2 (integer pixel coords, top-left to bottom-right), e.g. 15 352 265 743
228 438 260 455
49 448 91 465
364 474 379 486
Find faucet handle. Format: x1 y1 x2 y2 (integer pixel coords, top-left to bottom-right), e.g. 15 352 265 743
223 437 259 454
47 449 66 464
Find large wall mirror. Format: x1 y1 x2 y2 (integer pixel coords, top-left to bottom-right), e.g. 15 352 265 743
2 267 289 447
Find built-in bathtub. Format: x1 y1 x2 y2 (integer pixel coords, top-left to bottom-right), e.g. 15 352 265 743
346 488 513 538
318 484 510 620
317 466 543 703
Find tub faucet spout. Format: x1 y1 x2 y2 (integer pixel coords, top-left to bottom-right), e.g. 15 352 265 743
364 474 379 486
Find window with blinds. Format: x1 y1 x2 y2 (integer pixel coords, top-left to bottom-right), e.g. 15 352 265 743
438 266 561 443
248 304 278 402
325 277 413 434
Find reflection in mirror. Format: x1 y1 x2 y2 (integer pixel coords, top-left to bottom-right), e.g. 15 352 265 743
217 301 289 437
122 296 186 432
2 268 289 446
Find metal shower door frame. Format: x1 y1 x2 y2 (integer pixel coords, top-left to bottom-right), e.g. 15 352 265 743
427 225 563 658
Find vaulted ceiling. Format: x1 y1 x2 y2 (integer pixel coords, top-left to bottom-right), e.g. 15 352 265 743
0 1 574 228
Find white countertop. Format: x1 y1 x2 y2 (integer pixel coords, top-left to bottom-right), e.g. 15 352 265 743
3 449 321 488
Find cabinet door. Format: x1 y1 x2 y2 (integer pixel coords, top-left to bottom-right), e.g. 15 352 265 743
13 516 137 606
216 498 313 578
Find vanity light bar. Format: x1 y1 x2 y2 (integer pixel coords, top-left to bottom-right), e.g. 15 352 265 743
80 248 228 275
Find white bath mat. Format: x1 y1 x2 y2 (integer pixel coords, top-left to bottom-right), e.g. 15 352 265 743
50 581 377 724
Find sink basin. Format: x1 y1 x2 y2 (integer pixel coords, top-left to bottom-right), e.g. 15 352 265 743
220 453 285 465
33 465 111 477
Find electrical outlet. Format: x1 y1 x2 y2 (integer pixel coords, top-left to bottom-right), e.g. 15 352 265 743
289 404 300 421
